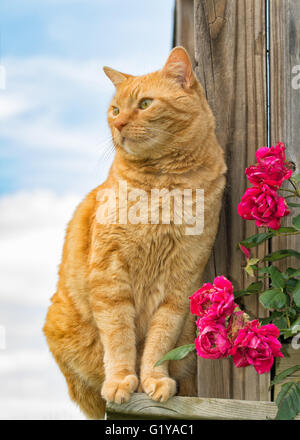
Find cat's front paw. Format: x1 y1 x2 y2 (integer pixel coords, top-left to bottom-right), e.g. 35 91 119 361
142 374 176 402
101 373 138 404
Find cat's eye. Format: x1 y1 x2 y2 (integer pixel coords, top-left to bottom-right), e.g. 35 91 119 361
139 98 153 110
112 107 119 116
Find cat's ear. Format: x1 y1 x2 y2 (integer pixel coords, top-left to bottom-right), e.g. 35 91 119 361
162 46 195 88
103 66 132 87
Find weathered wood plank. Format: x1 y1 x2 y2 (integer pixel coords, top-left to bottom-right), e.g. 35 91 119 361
106 392 300 420
270 1 300 270
194 0 269 401
175 0 195 66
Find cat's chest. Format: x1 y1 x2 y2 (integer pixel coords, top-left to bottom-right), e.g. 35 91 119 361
128 224 197 297
128 226 199 339
129 225 186 283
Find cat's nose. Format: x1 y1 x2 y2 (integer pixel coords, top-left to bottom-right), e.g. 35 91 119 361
114 120 128 132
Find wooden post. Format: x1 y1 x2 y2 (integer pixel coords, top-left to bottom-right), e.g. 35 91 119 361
174 0 195 66
270 1 300 270
193 0 270 400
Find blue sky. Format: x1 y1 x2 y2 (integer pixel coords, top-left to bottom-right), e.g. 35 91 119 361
0 0 175 419
0 0 174 195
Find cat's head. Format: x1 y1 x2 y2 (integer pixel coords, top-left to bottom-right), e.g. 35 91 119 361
103 47 214 159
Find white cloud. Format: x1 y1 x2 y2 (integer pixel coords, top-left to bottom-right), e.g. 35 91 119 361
1 56 113 152
0 95 30 119
0 398 85 420
0 349 52 374
0 190 81 306
0 190 90 419
0 54 167 156
0 53 169 154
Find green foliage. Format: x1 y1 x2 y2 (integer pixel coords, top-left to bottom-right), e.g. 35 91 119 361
239 232 274 249
292 213 300 231
270 366 300 387
234 281 263 299
283 317 300 339
275 382 300 420
287 201 300 208
263 249 300 262
293 280 300 307
155 344 195 367
259 289 287 309
238 174 300 419
293 173 300 183
269 266 285 289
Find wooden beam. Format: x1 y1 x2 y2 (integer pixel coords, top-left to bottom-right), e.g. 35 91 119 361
194 0 269 400
270 1 300 270
106 392 300 420
174 0 195 65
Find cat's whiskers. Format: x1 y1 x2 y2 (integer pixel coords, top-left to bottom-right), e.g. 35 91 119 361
94 137 115 168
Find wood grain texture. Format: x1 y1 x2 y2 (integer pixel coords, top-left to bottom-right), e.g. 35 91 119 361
270 1 300 270
174 0 195 66
194 0 269 400
106 392 300 420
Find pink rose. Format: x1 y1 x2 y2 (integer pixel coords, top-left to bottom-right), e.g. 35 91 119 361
208 276 236 319
230 320 283 374
189 283 214 317
195 318 232 359
189 276 235 319
246 143 292 188
238 184 290 230
227 309 249 341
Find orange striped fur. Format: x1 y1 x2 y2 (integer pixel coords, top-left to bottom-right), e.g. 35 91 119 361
43 47 226 419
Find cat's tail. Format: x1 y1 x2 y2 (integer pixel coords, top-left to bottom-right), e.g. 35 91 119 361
62 364 106 420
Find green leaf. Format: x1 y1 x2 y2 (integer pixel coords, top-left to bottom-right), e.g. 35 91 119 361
273 316 288 331
293 173 300 183
276 227 299 233
293 280 300 307
291 317 300 329
259 289 287 309
288 307 297 318
292 213 300 231
287 202 300 208
239 232 273 249
259 311 283 326
269 266 285 289
244 258 260 277
270 366 300 387
283 317 300 339
275 381 300 420
286 268 300 278
258 266 270 275
235 281 264 298
247 281 263 292
263 249 300 262
234 290 254 299
155 344 196 367
234 289 261 299
286 278 298 293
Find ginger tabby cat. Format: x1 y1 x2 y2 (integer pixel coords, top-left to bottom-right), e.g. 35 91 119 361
43 47 226 419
